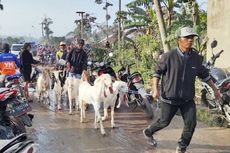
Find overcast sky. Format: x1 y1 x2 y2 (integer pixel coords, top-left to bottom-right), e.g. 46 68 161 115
0 0 206 39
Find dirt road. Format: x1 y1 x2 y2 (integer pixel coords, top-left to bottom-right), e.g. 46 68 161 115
26 100 230 153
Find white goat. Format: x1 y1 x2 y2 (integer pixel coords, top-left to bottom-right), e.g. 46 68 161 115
36 68 51 104
78 74 113 135
102 80 129 128
51 70 66 110
64 76 81 114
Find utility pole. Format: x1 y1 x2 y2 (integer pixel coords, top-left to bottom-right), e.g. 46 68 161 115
76 11 85 39
105 0 109 41
0 0 3 10
41 22 44 39
118 0 122 57
103 0 112 42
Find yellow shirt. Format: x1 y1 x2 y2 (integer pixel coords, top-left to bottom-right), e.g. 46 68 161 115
56 50 63 61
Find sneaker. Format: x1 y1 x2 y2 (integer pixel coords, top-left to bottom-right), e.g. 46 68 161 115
175 146 186 153
143 128 157 146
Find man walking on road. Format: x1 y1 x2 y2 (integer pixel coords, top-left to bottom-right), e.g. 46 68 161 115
66 39 87 79
143 26 221 153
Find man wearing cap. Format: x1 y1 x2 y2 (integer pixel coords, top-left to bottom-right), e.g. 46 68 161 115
143 26 220 153
56 41 67 62
66 39 87 78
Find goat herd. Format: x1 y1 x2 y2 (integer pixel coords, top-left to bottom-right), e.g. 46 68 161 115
34 67 129 135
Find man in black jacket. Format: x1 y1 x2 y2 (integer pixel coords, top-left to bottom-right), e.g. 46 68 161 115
143 26 221 153
66 39 87 79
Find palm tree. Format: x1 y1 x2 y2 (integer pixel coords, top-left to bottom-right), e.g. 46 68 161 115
42 17 53 44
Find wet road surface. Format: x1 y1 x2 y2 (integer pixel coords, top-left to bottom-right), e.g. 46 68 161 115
27 93 230 153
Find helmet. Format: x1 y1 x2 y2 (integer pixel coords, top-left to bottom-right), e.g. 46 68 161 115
77 39 85 46
59 41 66 46
2 43 10 53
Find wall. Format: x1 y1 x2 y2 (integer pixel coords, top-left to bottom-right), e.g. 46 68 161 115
207 0 230 68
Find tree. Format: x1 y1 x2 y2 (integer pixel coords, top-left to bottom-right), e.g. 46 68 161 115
74 13 97 40
153 0 170 52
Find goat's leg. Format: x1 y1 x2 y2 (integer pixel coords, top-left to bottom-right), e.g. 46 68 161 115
80 100 86 123
111 106 115 128
102 107 108 121
75 96 79 111
80 100 84 123
116 94 121 108
96 110 106 135
82 103 86 121
69 99 73 115
68 90 73 114
57 94 61 110
94 111 98 129
38 92 41 103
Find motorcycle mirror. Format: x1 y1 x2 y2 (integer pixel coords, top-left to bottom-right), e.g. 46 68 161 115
87 61 92 66
95 62 100 67
58 59 66 66
108 52 113 57
100 62 104 67
211 40 217 49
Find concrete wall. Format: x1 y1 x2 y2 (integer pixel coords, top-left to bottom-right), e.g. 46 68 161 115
207 0 230 68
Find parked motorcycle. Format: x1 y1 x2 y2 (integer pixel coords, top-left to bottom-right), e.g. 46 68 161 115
201 40 230 125
0 133 38 153
5 71 24 97
0 88 32 139
118 63 154 119
87 52 117 84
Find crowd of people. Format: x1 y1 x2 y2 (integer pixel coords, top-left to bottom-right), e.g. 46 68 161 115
0 26 222 153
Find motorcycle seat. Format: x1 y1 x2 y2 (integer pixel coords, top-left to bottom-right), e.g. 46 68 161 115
5 73 22 81
0 88 17 102
0 88 10 94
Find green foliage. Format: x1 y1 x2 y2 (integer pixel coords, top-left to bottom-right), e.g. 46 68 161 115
4 37 25 46
113 34 160 83
91 0 208 88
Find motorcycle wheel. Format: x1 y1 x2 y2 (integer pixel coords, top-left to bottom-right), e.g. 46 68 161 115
201 89 217 109
212 114 225 127
10 117 26 135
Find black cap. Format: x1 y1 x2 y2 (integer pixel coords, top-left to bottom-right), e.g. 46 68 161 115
77 39 85 46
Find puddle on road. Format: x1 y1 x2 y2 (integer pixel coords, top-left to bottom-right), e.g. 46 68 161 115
26 99 156 153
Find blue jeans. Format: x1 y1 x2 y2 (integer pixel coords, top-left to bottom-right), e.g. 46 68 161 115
68 72 81 79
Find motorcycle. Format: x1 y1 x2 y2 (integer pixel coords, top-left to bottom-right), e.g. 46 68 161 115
47 52 56 65
97 53 117 80
118 63 154 119
0 88 32 139
201 40 230 125
4 71 24 97
0 133 38 153
87 52 117 84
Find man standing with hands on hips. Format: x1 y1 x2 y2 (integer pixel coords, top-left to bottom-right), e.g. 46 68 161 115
143 26 221 153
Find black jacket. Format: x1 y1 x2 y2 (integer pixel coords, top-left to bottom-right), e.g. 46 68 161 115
20 50 39 73
67 47 87 74
154 48 210 104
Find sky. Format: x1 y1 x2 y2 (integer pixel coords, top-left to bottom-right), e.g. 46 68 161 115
0 0 207 39
0 0 133 38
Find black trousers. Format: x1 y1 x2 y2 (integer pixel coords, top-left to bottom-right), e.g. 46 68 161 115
148 100 197 150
